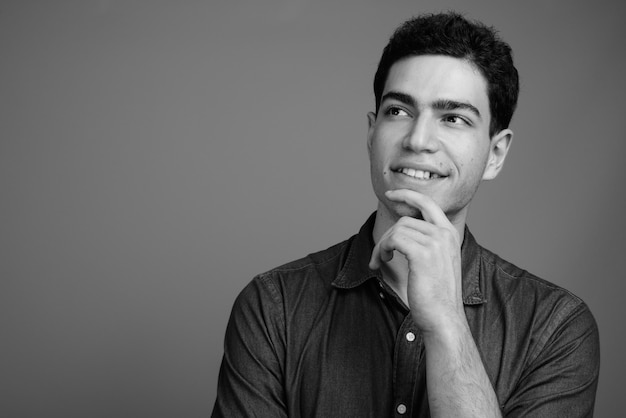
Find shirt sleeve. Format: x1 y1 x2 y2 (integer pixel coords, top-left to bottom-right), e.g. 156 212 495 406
503 300 600 417
211 274 288 418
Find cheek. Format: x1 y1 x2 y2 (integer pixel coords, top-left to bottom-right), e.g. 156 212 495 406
369 142 387 170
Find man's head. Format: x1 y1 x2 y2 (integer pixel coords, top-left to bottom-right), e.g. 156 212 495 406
373 12 519 137
367 13 518 230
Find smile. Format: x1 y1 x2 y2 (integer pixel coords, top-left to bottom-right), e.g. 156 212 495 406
397 167 444 180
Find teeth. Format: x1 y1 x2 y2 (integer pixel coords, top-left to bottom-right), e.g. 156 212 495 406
399 168 441 179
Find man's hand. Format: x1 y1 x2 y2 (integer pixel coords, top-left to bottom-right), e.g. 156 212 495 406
368 189 464 334
369 189 502 417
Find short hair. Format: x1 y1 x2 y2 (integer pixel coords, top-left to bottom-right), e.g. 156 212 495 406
373 12 519 137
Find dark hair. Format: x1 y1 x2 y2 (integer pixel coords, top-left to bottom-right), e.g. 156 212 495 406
373 12 519 136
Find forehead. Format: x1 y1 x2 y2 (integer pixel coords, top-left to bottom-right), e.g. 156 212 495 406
383 55 490 114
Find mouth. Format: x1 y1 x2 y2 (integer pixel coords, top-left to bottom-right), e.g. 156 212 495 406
395 167 446 180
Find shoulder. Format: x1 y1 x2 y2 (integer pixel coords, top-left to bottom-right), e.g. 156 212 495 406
479 245 589 313
476 244 598 362
235 236 355 310
263 237 352 280
472 244 600 413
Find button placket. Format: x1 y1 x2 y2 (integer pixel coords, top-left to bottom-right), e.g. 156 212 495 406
393 316 422 417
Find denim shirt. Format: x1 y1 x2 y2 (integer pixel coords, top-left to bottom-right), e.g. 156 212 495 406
212 213 599 417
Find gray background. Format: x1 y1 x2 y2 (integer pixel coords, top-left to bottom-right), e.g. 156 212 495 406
1 0 624 416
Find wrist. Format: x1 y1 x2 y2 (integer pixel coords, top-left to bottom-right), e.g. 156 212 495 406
418 311 471 348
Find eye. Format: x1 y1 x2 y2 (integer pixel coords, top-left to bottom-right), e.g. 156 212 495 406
384 106 410 117
442 115 471 126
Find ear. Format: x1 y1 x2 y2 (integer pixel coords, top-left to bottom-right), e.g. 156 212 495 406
366 111 377 153
482 128 513 180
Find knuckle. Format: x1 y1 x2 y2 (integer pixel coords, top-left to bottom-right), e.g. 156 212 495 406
397 216 413 227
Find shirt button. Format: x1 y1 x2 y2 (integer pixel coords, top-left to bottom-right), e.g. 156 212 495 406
397 403 407 414
406 332 416 342
379 292 385 299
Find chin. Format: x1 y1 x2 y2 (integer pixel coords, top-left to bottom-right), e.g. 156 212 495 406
391 202 424 220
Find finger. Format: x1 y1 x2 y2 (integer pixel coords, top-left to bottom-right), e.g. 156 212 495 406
385 189 450 228
369 241 388 270
369 226 402 269
370 233 397 270
394 215 439 237
369 226 425 270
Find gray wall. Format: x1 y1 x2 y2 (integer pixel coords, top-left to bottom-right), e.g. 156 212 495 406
1 1 624 416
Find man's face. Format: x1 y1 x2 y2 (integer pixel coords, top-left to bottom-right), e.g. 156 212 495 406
367 55 511 225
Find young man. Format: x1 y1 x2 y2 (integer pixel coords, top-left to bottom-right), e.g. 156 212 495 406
212 13 599 417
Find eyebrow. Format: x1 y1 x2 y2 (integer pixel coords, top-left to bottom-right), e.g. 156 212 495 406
432 99 482 119
381 91 482 119
381 91 416 108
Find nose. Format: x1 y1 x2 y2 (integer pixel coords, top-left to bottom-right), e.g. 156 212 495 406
402 116 438 153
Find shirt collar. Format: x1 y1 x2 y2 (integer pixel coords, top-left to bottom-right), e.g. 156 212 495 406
332 212 486 305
